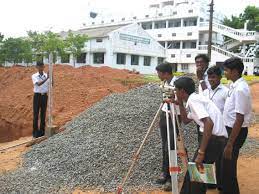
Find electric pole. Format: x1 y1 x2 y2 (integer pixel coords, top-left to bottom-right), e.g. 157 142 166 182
208 0 214 62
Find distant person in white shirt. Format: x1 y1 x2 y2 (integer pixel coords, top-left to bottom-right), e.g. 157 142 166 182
195 54 210 94
155 62 180 192
203 65 229 191
222 57 252 194
31 62 49 138
174 77 228 194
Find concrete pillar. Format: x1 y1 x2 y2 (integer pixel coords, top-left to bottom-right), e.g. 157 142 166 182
152 21 155 29
166 20 169 28
181 19 184 27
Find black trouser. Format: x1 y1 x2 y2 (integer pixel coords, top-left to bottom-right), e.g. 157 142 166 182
33 93 48 137
221 127 248 194
180 135 227 194
159 111 179 179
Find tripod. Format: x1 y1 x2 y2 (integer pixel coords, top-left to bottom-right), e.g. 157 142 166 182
117 102 188 194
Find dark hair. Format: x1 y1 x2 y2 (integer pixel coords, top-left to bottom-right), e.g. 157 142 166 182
36 61 44 66
223 57 244 75
207 66 222 76
195 54 210 64
174 77 195 95
156 62 172 74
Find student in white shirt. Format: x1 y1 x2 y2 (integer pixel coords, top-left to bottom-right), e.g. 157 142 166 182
173 77 228 194
203 65 229 191
195 54 210 94
31 62 49 138
155 62 180 191
222 57 252 194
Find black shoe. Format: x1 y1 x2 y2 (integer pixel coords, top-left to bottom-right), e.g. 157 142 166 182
32 130 39 138
163 180 172 192
155 174 168 185
207 184 217 190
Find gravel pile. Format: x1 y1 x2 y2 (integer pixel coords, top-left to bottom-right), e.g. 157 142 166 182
0 84 197 193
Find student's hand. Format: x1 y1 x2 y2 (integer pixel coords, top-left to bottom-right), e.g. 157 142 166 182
224 143 233 160
195 153 205 173
196 67 204 80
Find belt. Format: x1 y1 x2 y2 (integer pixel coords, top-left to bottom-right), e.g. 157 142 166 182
34 93 47 96
200 133 227 141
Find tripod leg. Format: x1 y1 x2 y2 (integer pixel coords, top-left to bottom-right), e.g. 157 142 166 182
166 104 179 194
117 103 163 194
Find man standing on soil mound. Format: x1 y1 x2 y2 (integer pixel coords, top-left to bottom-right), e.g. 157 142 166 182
31 62 49 138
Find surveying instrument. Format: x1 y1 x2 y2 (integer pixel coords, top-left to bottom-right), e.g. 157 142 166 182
117 81 188 194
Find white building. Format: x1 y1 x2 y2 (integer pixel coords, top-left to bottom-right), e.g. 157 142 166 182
59 24 166 74
76 0 258 75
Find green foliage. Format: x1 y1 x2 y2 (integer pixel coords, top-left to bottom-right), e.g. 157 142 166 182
0 37 33 64
223 6 259 32
65 31 88 65
0 33 4 42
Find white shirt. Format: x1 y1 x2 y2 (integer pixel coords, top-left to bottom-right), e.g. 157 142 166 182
161 77 180 115
223 78 252 128
203 84 229 114
32 72 49 93
198 69 210 94
186 93 228 138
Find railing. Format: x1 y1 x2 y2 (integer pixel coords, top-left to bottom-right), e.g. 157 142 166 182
198 45 255 63
199 22 257 39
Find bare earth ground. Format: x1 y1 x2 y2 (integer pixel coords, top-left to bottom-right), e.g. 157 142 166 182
0 82 259 194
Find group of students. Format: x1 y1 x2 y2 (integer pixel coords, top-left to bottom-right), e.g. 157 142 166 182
155 54 252 194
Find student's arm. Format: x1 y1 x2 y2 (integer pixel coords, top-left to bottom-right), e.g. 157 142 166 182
197 68 208 91
195 117 214 168
224 89 247 160
32 74 49 86
224 113 244 160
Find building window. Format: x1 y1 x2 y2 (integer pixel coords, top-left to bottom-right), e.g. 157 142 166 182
131 55 139 65
183 18 197 27
173 11 177 15
117 53 126 65
186 54 191 58
181 64 189 70
158 57 164 65
133 16 137 19
93 53 104 64
155 20 166 29
77 53 86 63
158 13 163 16
168 19 181 28
144 56 151 66
158 34 162 37
172 33 176 36
101 21 104 24
171 54 176 58
159 41 166 48
167 41 180 49
182 41 197 49
61 54 70 63
142 22 152 30
122 18 125 21
96 38 103 43
145 15 149 18
188 10 193 13
92 22 95 25
111 19 114 22
187 32 192 36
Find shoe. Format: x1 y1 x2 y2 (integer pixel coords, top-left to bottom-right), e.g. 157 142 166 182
207 184 217 190
155 174 168 185
163 180 172 192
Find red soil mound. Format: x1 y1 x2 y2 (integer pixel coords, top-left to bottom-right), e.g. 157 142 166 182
0 65 143 143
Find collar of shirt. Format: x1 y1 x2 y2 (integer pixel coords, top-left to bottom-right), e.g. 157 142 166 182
36 72 47 79
230 77 244 89
210 84 223 92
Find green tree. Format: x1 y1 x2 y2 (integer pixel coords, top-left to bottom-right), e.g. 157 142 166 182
65 31 88 66
0 33 4 42
42 31 65 63
223 6 259 31
0 37 33 64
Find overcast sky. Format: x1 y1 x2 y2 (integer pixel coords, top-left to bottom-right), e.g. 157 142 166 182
0 0 258 38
